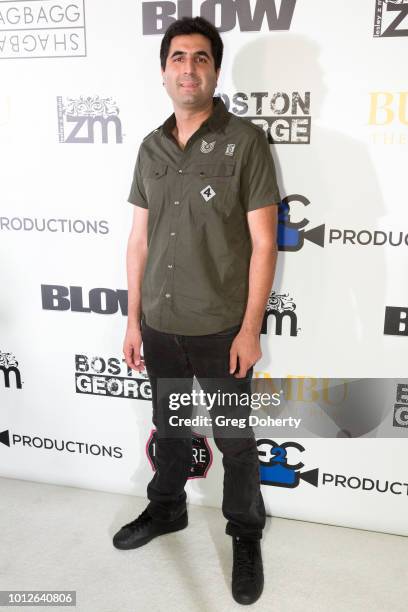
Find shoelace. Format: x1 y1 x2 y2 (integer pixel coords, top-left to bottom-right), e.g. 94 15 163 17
234 538 257 579
124 509 152 531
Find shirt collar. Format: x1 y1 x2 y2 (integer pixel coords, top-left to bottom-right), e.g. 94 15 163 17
161 96 230 140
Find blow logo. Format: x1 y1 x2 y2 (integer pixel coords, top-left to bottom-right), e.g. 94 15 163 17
57 96 123 144
142 0 296 34
41 285 128 315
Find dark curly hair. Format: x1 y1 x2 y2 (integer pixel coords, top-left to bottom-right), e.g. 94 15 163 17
160 16 223 72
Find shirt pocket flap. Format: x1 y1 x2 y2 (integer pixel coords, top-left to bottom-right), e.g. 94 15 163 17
193 162 235 178
146 163 168 179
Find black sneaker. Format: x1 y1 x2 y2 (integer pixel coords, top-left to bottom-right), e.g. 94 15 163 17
231 536 264 605
113 508 188 550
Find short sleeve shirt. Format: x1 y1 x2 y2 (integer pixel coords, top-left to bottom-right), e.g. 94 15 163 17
128 96 281 335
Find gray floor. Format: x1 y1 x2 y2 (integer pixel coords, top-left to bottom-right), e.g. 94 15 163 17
0 476 407 612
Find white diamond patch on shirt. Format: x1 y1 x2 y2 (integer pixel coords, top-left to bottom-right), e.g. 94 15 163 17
200 185 216 202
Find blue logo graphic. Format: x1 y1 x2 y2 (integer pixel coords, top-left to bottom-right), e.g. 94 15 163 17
278 196 325 251
257 439 319 488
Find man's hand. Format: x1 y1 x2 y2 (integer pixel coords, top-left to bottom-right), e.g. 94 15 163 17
123 325 146 372
229 329 261 378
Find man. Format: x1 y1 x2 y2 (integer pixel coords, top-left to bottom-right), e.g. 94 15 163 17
113 16 280 606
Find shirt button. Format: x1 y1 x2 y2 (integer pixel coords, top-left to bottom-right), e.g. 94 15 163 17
170 231 176 236
178 169 183 174
168 264 173 269
165 293 171 298
174 200 180 205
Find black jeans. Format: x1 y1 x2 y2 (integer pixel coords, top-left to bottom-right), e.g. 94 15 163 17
141 319 266 540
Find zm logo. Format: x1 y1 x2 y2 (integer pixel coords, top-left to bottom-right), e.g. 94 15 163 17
257 439 319 488
278 196 325 251
0 350 22 389
57 96 123 144
261 291 299 336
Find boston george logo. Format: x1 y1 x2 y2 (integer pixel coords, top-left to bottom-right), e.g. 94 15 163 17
392 383 408 427
57 95 123 144
75 354 151 400
220 91 311 145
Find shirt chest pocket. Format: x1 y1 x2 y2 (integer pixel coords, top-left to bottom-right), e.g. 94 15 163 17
190 161 236 220
143 163 168 213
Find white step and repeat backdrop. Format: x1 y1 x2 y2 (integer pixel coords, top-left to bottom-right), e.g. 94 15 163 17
1 0 407 536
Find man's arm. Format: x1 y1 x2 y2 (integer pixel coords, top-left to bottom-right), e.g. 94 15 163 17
123 205 148 371
229 204 278 378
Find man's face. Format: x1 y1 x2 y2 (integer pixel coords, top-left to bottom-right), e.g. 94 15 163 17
162 33 220 109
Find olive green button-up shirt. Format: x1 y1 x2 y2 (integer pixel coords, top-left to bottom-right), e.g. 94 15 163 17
128 96 281 335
